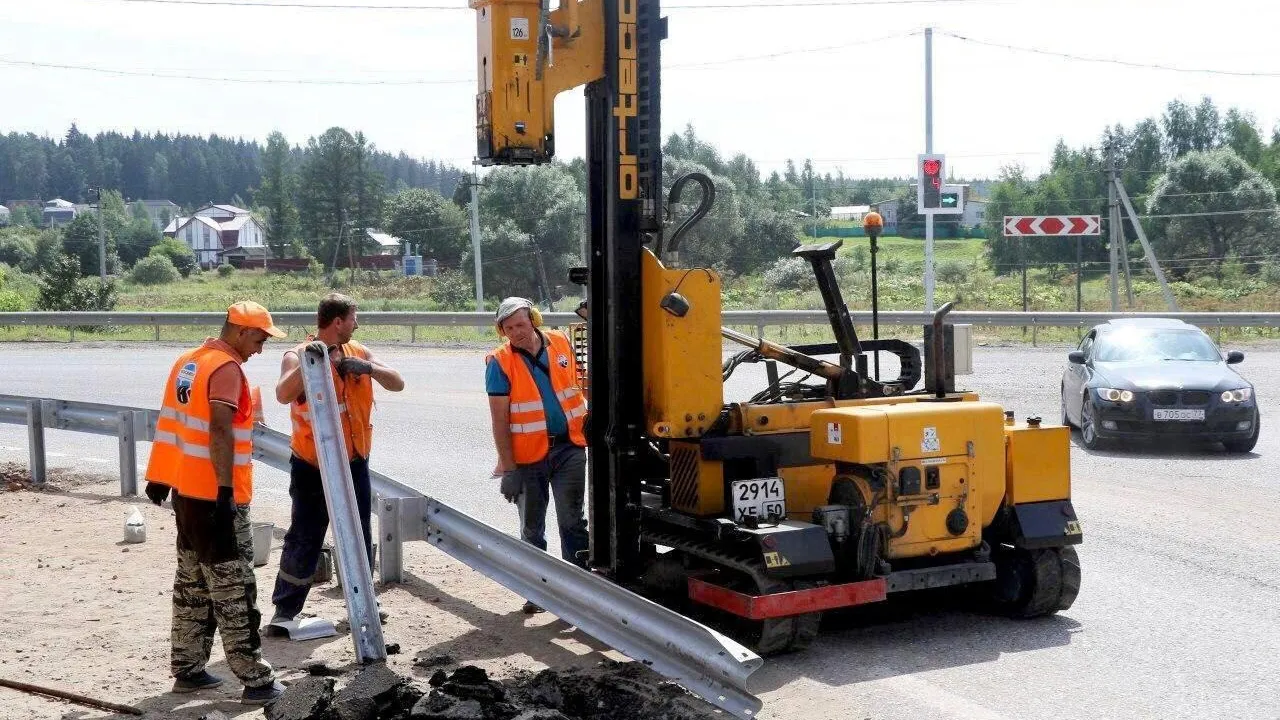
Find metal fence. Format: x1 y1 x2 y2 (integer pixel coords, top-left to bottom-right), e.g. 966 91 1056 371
0 392 764 716
1 310 1277 342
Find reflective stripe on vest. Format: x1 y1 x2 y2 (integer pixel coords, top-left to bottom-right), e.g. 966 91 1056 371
152 430 252 465
159 407 253 441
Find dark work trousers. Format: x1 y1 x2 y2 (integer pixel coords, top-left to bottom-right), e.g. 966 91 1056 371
514 442 589 568
170 494 273 686
270 454 373 620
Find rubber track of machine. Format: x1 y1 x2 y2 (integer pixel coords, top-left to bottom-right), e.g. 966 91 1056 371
1057 546 1081 611
1015 548 1065 619
751 577 800 656
787 580 823 652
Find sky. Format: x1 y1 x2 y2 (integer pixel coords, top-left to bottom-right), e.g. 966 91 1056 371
3 0 1280 182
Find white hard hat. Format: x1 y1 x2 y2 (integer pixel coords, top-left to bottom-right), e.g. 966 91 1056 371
495 297 535 325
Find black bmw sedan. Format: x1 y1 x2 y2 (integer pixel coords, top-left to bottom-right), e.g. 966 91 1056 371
1060 318 1259 452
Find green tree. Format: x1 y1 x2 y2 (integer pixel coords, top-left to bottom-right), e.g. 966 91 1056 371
1222 108 1264 166
479 165 584 298
1146 149 1279 275
129 254 179 285
149 237 197 277
258 131 301 259
60 212 121 277
383 188 469 266
464 219 538 299
36 253 117 311
298 127 385 268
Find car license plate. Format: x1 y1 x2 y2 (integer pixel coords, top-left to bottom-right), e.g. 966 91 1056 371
1153 408 1205 421
731 478 786 523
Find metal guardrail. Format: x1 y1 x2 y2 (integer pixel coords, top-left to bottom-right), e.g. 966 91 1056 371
1 310 1278 337
0 393 764 717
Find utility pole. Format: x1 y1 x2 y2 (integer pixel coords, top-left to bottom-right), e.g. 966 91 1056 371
91 187 107 285
923 26 935 313
810 169 818 238
469 171 485 311
534 245 555 311
1107 145 1120 312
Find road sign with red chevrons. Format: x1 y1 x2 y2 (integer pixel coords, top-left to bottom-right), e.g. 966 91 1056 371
1002 215 1101 236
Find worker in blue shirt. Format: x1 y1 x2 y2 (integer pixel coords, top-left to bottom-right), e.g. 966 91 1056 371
485 297 589 614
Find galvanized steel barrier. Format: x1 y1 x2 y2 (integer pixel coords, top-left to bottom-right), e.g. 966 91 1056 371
1 310 1278 342
0 393 765 717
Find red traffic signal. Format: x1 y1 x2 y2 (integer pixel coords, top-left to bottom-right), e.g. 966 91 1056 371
918 154 945 210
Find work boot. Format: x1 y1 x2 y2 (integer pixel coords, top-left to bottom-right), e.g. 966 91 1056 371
171 670 224 693
242 680 286 705
264 612 294 637
521 600 544 614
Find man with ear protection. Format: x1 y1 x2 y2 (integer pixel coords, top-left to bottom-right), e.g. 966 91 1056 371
486 297 590 614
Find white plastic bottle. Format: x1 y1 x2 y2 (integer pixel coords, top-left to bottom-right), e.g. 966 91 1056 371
123 506 147 544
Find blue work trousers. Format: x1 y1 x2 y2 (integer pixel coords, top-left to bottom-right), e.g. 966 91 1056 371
271 454 373 620
514 443 589 568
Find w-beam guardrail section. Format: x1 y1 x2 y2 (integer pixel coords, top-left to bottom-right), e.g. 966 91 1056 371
0 393 765 717
2 310 1278 340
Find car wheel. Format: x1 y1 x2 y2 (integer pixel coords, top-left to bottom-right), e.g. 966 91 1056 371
1223 414 1260 453
1079 395 1105 450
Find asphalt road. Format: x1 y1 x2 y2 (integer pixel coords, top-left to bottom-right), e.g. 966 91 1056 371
2 341 1277 720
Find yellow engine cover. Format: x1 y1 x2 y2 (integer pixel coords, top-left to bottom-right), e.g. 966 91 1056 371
810 401 1008 558
1005 422 1071 504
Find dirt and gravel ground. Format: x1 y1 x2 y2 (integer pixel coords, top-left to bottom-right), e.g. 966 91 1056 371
0 465 718 720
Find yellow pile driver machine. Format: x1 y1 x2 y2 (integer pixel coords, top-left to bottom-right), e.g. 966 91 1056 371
471 0 1081 654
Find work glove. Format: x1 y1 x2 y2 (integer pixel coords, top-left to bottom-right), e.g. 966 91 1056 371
144 481 170 506
305 339 329 359
337 357 374 378
214 485 236 534
500 470 523 504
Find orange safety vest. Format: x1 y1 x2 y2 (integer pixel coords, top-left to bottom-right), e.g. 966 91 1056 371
486 329 587 464
145 343 255 504
289 341 375 467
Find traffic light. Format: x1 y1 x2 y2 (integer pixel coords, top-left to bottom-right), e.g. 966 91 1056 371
918 154 944 211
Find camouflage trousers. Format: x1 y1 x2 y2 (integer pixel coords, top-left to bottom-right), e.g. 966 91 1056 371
170 497 274 686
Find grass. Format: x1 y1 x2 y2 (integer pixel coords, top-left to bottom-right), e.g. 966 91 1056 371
2 238 1278 346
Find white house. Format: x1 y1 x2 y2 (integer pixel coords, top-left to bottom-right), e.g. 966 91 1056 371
962 198 988 229
43 198 77 227
829 205 871 222
871 199 899 231
367 230 405 256
167 204 266 269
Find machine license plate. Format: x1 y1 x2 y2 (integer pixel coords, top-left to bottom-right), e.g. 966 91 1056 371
731 478 786 523
1153 408 1205 421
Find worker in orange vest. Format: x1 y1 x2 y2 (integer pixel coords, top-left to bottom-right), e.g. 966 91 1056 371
269 292 404 625
142 301 286 705
486 297 589 614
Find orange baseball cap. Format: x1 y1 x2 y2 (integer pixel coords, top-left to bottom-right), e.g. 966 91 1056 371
227 301 287 339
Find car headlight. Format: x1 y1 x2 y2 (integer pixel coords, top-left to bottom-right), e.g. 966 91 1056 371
1098 388 1134 402
1221 388 1253 403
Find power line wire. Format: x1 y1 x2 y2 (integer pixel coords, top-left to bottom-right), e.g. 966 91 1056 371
937 30 1280 79
0 58 469 86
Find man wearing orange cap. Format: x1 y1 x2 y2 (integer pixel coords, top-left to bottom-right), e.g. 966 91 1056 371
143 301 287 706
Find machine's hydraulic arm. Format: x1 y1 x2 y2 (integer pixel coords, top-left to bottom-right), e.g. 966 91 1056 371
721 326 845 381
